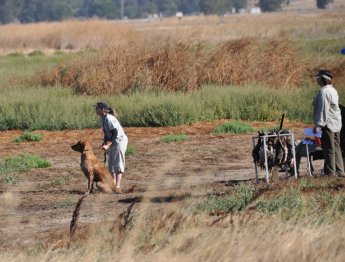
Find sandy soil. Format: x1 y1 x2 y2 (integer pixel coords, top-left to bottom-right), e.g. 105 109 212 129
0 119 322 252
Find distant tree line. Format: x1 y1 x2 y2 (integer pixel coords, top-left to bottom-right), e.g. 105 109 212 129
0 0 335 24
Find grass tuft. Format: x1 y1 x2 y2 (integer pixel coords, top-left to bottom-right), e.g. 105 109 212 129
0 153 51 184
212 121 255 134
28 50 45 57
13 132 43 143
256 188 302 214
160 134 189 143
126 145 136 156
0 153 51 173
197 184 256 214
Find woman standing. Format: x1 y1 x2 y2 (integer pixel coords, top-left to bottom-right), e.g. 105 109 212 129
94 101 128 193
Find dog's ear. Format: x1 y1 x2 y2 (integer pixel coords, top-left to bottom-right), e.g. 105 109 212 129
83 141 92 151
71 140 84 152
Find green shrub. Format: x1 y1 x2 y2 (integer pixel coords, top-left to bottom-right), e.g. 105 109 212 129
13 132 43 143
160 134 189 143
212 121 255 134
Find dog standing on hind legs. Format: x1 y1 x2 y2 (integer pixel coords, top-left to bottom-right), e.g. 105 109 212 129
71 140 118 194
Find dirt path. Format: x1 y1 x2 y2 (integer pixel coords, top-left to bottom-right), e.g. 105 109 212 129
0 120 318 251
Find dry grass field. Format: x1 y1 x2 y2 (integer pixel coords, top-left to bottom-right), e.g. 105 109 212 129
2 10 341 94
2 120 343 262
0 9 344 54
1 9 345 261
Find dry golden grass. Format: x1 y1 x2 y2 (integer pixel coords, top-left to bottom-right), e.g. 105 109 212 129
4 10 344 93
0 10 344 54
203 36 308 88
31 37 310 94
0 19 141 54
4 205 345 262
31 42 205 94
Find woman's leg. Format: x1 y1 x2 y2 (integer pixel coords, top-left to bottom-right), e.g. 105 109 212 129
115 172 122 188
112 172 117 185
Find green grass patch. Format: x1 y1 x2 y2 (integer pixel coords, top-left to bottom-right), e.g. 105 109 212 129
13 132 43 143
256 188 302 214
0 51 74 88
295 38 345 64
197 184 256 213
0 153 51 173
0 153 51 184
212 121 255 134
196 182 345 222
53 50 65 55
299 177 318 190
28 50 45 57
126 145 136 156
160 134 189 143
6 52 24 58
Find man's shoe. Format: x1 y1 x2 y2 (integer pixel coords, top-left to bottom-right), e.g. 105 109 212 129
336 172 345 178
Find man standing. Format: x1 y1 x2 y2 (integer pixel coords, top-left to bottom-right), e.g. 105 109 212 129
313 70 344 176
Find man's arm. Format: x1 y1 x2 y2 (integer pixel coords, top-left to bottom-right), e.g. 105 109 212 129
314 90 329 131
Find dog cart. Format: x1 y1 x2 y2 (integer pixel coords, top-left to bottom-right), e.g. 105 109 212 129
252 131 298 183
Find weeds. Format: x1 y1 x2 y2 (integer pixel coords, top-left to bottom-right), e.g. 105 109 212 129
0 153 51 174
13 131 43 143
160 134 189 143
28 50 44 57
299 177 317 190
0 153 51 184
212 121 255 135
125 145 136 156
256 188 302 214
197 184 256 214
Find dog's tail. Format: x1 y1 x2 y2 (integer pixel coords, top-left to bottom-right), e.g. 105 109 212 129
68 194 88 247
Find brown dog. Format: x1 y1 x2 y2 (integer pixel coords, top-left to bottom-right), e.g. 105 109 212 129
71 140 117 194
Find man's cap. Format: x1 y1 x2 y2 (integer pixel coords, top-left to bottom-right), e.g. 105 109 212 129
93 101 110 109
315 70 333 81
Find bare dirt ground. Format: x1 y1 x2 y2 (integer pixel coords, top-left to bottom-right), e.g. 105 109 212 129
0 119 322 253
